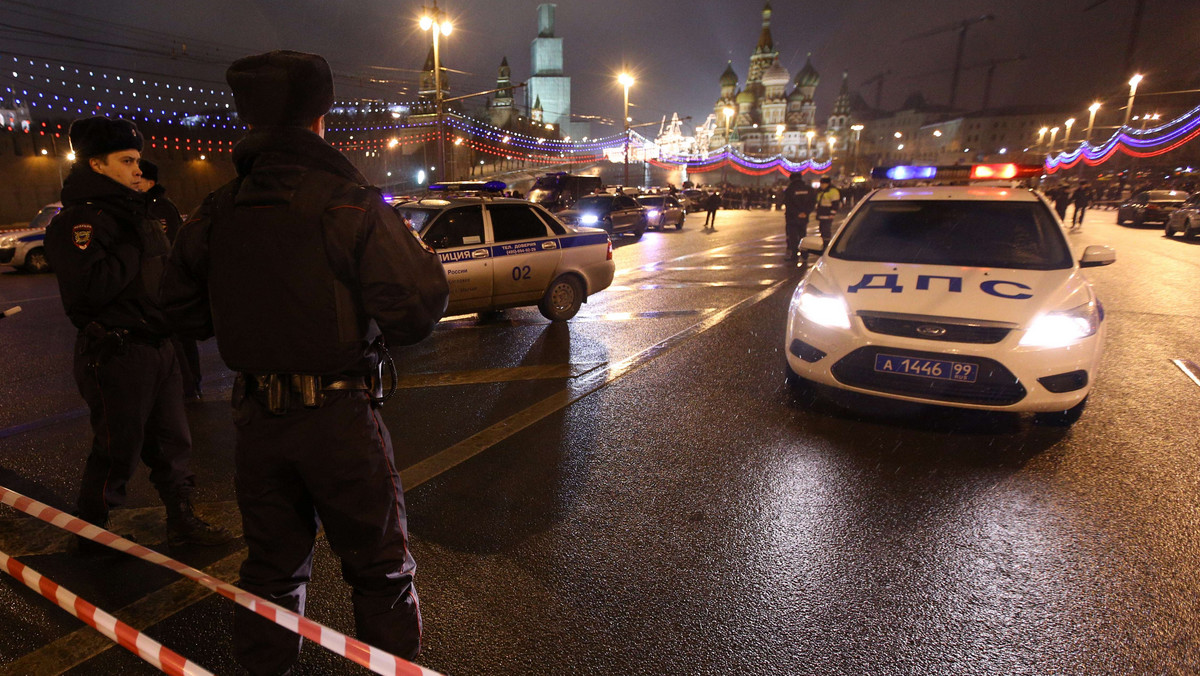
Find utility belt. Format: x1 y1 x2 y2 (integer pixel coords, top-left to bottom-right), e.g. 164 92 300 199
79 321 167 367
234 373 381 415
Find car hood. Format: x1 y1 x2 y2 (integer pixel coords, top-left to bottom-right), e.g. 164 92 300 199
804 259 1093 325
0 227 45 241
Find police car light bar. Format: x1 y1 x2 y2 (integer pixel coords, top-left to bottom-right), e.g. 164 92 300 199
871 164 1042 181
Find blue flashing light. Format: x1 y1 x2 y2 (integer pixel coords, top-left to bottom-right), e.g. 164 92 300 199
886 165 937 180
483 180 508 192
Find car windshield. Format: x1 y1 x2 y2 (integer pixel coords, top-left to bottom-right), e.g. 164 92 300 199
394 206 442 234
574 196 611 211
831 199 1073 270
639 196 665 207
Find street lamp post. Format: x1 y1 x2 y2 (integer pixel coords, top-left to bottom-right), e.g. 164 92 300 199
1085 103 1101 145
420 3 452 180
805 129 815 162
1123 73 1143 130
1036 126 1048 156
1049 126 1060 154
722 105 734 185
827 136 837 169
1063 118 1075 154
619 72 635 189
850 124 863 176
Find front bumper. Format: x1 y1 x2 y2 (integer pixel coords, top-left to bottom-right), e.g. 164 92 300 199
0 247 14 265
785 310 1102 413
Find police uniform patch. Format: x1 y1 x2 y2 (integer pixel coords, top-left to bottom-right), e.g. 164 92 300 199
72 224 93 250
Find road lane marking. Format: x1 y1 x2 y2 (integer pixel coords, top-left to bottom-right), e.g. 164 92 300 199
435 308 719 329
607 280 778 291
1172 359 1200 387
396 362 604 387
400 278 791 490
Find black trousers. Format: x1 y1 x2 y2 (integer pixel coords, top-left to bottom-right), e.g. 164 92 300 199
73 335 195 524
171 336 201 397
232 389 421 675
785 216 808 256
818 216 834 245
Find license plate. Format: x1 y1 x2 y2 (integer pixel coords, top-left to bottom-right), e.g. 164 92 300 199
874 353 978 383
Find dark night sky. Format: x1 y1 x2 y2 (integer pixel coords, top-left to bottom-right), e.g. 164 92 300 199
4 0 1200 135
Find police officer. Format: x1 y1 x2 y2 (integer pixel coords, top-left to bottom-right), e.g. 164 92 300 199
815 176 842 247
43 117 230 553
783 171 816 260
139 159 201 401
161 51 449 673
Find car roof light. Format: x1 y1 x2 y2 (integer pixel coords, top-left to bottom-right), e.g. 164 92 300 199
970 163 1018 179
873 165 938 180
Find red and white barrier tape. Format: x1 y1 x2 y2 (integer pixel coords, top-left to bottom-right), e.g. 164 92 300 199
0 549 213 676
0 487 442 676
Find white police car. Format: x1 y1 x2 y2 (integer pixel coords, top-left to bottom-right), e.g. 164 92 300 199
395 189 614 321
0 202 61 273
785 164 1116 425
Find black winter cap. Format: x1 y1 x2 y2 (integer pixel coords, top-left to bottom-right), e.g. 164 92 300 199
138 159 158 182
226 50 334 127
69 116 144 159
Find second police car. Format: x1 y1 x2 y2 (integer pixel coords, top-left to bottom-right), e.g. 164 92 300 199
785 164 1116 426
395 185 615 322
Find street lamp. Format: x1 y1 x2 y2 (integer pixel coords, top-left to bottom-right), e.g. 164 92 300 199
805 129 815 160
1036 126 1048 155
722 105 734 184
827 136 837 164
850 124 863 175
618 72 635 188
1085 102 1101 145
1123 73 1143 130
1049 126 1060 154
420 3 452 179
1063 118 1075 153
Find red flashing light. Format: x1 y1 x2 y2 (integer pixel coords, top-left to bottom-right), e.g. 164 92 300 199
970 164 1018 179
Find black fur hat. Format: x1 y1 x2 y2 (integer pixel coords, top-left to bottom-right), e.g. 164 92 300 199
226 50 334 127
138 159 158 182
69 116 144 160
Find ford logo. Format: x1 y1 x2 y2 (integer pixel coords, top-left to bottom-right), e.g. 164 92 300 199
916 324 947 337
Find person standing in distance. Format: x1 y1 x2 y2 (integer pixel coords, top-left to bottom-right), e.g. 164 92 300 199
703 190 722 229
1071 180 1095 231
782 171 816 261
161 51 449 673
43 117 230 553
814 176 842 248
139 159 202 402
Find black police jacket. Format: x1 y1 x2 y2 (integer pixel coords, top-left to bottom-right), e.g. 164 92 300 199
145 184 184 243
44 166 172 336
161 126 449 375
784 179 817 221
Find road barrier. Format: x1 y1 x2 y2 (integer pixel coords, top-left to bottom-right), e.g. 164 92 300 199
0 486 442 676
0 548 213 675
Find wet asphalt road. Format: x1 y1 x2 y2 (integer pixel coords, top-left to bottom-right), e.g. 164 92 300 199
0 205 1198 675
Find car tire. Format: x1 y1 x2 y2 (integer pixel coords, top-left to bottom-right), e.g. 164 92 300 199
675 214 685 230
1185 220 1198 240
23 247 50 273
631 218 645 241
1117 210 1128 225
602 217 613 235
1132 213 1144 228
1033 396 1088 427
1165 221 1176 237
538 274 584 322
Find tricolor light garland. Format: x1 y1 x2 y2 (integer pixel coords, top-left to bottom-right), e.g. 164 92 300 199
1044 103 1200 174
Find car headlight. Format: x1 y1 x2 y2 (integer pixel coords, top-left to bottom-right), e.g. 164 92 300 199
581 214 599 225
0 236 15 247
647 209 660 219
1019 300 1100 348
793 285 852 330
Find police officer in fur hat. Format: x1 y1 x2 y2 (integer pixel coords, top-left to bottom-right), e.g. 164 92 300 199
162 51 448 673
43 117 231 554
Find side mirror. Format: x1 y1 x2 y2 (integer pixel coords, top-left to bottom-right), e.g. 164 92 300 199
1079 244 1116 268
799 235 825 255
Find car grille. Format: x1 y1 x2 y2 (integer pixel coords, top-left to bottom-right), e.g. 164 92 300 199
858 312 1014 344
831 346 1026 405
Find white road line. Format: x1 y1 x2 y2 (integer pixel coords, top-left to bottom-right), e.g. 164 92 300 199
1172 359 1200 387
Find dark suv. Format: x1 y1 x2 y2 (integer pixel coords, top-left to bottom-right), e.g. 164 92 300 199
1117 190 1188 227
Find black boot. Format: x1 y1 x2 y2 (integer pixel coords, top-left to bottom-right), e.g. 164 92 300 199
164 496 233 547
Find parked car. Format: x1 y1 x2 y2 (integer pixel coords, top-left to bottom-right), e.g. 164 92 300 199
637 194 686 230
681 188 707 212
394 196 614 321
1164 192 1200 239
556 193 647 239
1116 190 1188 227
0 202 61 273
525 172 603 212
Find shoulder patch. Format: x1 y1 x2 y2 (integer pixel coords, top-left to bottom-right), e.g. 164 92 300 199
72 223 93 250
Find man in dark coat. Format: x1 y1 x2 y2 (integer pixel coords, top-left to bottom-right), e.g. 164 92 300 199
161 51 449 674
140 159 201 401
783 171 817 261
703 191 722 228
43 117 230 553
1071 181 1095 231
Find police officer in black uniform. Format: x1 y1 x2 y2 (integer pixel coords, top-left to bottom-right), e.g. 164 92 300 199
783 171 817 260
161 51 449 674
140 159 202 401
43 117 230 552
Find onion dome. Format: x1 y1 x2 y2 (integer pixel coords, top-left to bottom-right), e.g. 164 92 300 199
795 54 820 88
762 60 790 87
736 88 756 104
719 61 739 87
